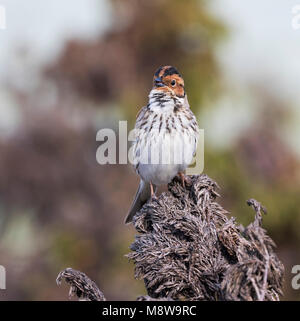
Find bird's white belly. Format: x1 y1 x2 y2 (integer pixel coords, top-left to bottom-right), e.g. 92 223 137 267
136 130 195 185
138 163 180 186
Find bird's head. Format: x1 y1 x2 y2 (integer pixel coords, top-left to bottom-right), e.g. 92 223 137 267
152 66 185 98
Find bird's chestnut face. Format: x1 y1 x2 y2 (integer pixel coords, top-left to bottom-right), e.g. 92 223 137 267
153 66 185 98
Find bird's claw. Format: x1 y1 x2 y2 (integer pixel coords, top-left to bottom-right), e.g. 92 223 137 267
178 172 191 189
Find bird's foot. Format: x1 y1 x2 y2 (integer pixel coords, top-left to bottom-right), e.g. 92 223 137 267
151 194 158 201
150 181 157 199
178 172 191 189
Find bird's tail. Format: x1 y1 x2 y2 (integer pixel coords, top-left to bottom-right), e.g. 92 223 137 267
125 180 153 224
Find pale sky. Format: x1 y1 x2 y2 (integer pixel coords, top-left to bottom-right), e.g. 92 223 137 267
207 0 300 153
211 0 300 101
0 0 110 69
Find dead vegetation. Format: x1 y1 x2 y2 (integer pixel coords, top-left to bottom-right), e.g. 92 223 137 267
57 174 284 301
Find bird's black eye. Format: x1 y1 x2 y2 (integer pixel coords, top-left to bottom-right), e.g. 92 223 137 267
171 79 176 87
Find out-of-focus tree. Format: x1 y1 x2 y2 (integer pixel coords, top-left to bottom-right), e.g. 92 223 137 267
45 0 227 119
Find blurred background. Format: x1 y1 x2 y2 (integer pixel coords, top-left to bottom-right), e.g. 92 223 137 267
0 0 299 300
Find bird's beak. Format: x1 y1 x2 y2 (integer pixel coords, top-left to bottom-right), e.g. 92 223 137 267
154 77 165 87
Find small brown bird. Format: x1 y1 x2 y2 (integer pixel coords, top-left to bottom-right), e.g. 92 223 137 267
125 66 199 224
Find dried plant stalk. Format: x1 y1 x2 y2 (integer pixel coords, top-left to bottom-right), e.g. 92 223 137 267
127 174 284 301
56 268 106 301
57 175 284 301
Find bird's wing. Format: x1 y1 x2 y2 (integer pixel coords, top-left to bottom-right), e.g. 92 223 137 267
135 105 148 128
132 105 148 172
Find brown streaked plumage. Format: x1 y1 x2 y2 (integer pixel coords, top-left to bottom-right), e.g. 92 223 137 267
125 66 199 224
